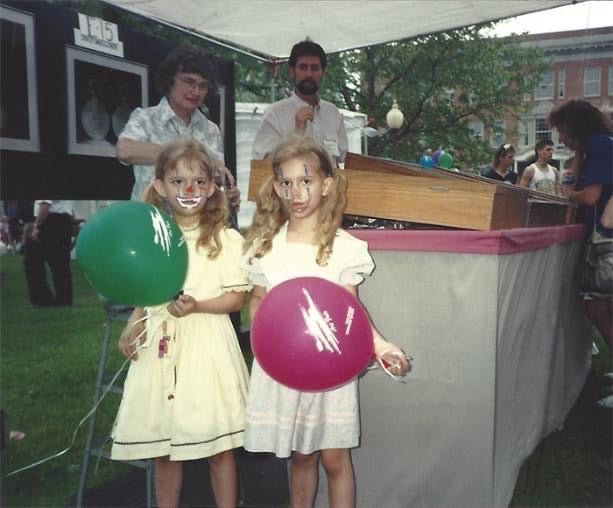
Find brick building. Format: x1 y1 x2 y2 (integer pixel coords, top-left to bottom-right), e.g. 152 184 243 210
508 27 613 171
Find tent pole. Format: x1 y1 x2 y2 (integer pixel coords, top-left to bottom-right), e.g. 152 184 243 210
266 61 280 103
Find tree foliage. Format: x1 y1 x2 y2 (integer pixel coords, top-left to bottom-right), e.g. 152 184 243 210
326 25 549 170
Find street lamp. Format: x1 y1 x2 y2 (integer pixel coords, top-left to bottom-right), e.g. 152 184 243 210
386 100 404 159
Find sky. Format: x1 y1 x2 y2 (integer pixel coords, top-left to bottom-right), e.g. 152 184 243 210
491 1 613 36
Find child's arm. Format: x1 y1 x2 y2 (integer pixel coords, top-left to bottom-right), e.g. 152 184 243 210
118 307 146 360
248 285 267 322
344 285 412 376
167 291 246 318
518 166 534 188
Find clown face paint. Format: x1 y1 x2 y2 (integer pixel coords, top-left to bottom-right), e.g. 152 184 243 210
273 156 331 222
154 158 215 226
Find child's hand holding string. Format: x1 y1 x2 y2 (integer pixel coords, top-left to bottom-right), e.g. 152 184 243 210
344 285 413 380
168 294 198 318
374 335 412 378
118 311 146 360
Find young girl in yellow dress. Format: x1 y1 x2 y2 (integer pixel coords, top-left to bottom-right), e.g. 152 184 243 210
242 134 411 507
111 139 250 508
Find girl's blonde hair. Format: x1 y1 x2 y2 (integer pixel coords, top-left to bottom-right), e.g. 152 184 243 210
143 138 229 259
244 134 347 265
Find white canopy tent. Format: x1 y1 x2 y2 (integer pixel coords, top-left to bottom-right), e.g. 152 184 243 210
105 0 574 62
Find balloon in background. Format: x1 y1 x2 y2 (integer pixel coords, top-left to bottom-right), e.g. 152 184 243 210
432 148 443 166
251 277 374 391
438 152 454 169
76 201 188 306
419 155 434 168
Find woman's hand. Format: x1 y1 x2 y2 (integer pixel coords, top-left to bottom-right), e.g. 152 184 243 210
167 294 198 318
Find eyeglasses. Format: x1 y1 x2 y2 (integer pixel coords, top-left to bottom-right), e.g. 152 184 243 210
175 75 209 92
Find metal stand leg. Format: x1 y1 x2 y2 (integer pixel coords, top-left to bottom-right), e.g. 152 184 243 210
76 302 153 507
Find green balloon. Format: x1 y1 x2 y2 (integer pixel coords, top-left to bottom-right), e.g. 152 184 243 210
76 201 188 306
438 152 454 169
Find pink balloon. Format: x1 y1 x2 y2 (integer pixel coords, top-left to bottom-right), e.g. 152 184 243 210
251 277 374 391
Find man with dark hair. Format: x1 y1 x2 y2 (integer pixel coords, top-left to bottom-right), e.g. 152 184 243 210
117 45 239 208
252 39 348 167
519 138 560 194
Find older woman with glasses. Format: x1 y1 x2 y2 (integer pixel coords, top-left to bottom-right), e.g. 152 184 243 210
482 143 518 184
116 45 240 212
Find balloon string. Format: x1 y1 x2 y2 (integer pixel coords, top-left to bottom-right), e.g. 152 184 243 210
129 312 151 348
3 308 166 479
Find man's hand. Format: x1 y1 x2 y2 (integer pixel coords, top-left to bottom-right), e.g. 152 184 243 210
295 106 314 131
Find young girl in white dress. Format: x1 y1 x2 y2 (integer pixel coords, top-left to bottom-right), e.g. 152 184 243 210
242 134 411 507
111 139 250 508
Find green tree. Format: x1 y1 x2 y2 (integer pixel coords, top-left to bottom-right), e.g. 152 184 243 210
233 24 549 171
320 25 549 170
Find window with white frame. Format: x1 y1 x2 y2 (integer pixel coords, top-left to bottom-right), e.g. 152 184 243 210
522 74 532 102
609 64 613 95
535 117 551 142
584 66 601 97
518 120 529 147
558 68 566 98
535 70 553 100
468 119 484 140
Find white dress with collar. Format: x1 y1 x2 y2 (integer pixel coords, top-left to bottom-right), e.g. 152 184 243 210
241 223 374 457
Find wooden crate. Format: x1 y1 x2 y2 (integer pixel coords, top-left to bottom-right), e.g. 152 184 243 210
249 154 574 231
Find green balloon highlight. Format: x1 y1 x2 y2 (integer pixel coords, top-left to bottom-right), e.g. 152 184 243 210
76 201 188 306
438 152 454 169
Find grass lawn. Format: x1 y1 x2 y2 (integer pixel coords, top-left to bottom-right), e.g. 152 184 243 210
1 252 611 507
1 254 130 507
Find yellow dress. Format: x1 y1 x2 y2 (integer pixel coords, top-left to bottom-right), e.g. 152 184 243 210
111 226 251 461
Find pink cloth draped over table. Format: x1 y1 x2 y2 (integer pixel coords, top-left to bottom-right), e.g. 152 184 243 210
351 224 586 254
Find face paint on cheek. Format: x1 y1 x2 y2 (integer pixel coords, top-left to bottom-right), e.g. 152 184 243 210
303 163 312 200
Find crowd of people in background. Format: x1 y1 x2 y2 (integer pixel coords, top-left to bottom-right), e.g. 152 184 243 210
484 100 612 407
